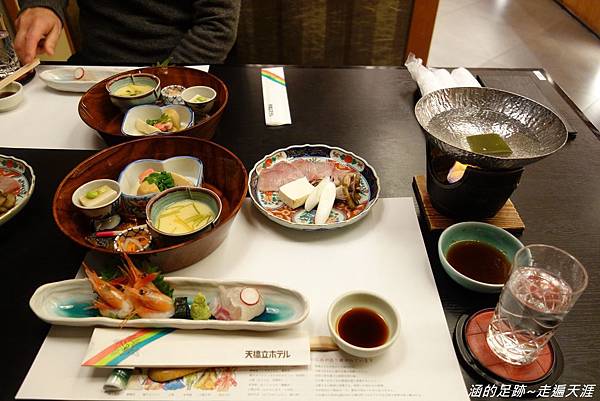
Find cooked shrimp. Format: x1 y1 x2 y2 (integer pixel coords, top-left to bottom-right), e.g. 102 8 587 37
115 254 174 318
83 263 134 319
121 253 159 290
123 286 175 319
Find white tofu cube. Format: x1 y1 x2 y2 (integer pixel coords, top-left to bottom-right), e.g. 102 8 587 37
278 177 315 209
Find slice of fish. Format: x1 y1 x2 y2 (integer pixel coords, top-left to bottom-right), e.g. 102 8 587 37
0 176 20 195
291 159 336 182
257 162 304 192
258 158 358 192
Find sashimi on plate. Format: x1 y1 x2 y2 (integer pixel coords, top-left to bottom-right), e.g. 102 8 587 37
249 144 380 230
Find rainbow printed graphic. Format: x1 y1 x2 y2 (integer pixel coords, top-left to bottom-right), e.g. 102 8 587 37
83 328 174 366
261 69 286 86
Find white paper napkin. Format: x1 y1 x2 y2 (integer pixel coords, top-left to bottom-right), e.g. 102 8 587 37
450 67 480 87
261 67 292 126
405 53 480 95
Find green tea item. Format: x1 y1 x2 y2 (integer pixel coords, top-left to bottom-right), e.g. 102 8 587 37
466 134 513 155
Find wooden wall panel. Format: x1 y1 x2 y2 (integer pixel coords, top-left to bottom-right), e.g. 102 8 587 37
557 0 600 35
404 0 439 64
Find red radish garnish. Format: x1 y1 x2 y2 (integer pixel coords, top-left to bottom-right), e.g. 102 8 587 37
73 67 85 80
240 287 260 305
138 168 155 182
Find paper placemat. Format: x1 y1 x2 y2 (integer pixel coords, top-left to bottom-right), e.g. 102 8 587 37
18 198 469 401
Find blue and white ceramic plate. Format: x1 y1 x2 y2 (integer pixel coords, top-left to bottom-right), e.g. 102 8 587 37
121 104 194 136
0 155 36 227
249 144 380 230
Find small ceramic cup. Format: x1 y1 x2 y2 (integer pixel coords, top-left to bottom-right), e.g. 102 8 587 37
328 291 400 358
438 222 524 293
181 86 217 116
161 85 186 105
72 179 122 230
0 82 24 112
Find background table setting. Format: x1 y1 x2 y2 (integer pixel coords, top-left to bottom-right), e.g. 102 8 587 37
1 63 599 401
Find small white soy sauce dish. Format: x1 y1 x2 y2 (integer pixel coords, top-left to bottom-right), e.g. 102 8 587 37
327 291 400 358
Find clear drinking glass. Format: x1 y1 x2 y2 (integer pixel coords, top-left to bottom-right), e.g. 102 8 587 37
0 17 20 79
487 244 588 365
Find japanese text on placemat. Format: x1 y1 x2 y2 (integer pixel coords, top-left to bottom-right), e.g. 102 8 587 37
469 384 595 398
245 350 291 359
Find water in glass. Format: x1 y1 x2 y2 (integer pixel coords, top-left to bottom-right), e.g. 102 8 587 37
0 29 20 79
487 266 572 365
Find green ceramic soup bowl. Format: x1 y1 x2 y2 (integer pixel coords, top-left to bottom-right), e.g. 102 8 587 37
106 73 161 111
146 186 222 240
438 222 524 293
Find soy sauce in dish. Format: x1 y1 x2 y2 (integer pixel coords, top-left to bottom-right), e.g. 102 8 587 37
337 307 389 348
0 92 15 99
447 240 511 284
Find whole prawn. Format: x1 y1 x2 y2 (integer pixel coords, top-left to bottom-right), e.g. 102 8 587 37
121 254 174 319
83 263 134 319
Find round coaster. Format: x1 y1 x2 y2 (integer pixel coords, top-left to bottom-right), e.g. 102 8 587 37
454 308 563 386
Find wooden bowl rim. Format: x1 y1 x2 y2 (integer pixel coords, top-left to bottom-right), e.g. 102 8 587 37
52 136 248 255
78 66 229 138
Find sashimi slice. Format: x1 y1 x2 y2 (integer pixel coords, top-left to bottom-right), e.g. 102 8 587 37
258 162 304 191
290 159 335 182
0 176 20 195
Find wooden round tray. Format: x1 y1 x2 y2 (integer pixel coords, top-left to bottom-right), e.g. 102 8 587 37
78 66 228 145
52 136 247 272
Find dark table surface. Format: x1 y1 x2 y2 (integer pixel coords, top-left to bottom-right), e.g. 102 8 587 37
2 65 599 401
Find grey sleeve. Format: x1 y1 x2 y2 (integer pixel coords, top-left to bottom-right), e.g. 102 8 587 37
170 0 241 64
18 0 68 24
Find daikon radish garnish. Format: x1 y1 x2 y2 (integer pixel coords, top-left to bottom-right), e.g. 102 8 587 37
304 176 330 212
240 287 261 306
73 67 85 80
315 180 336 224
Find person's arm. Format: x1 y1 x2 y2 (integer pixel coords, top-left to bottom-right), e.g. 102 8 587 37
169 0 241 65
14 0 66 64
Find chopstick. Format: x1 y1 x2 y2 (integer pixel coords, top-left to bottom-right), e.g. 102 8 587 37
310 336 339 351
94 224 147 237
0 58 40 91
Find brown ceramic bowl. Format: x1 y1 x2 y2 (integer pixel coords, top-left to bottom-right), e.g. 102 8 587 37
78 66 228 145
52 136 247 272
